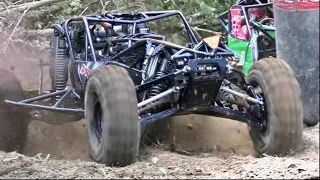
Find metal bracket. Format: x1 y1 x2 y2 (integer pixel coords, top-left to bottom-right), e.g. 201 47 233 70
5 86 84 114
38 58 51 95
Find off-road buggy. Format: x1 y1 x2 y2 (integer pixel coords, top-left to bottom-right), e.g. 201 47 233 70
217 0 318 127
217 0 275 76
1 10 303 167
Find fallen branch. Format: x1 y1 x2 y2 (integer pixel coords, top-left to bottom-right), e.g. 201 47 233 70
186 12 206 21
1 1 33 53
43 154 51 163
191 27 203 40
35 153 43 161
24 29 54 37
25 5 61 19
194 27 222 35
0 0 65 16
100 168 108 178
100 0 110 13
3 154 24 162
174 149 192 156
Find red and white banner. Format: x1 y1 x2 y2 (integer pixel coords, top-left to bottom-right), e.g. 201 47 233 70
274 0 295 10
297 0 319 10
274 0 319 10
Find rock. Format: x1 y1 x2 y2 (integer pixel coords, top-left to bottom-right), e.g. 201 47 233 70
158 167 167 174
195 167 202 173
151 157 158 164
288 164 297 168
226 148 235 153
167 166 174 170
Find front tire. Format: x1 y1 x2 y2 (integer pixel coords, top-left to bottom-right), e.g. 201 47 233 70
247 57 303 156
84 65 140 166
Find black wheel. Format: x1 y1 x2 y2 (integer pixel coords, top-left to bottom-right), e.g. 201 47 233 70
247 57 303 156
0 69 31 153
84 65 140 166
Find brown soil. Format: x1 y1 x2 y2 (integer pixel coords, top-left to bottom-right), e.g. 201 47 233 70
0 36 319 179
0 125 318 179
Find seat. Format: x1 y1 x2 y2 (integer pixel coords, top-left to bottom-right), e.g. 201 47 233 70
230 8 250 40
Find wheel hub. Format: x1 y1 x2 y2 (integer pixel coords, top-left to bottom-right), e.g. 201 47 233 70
94 101 103 141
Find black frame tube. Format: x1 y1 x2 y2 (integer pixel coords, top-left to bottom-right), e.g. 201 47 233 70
62 10 199 63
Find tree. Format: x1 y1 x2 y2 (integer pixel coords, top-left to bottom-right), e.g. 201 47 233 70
0 0 236 40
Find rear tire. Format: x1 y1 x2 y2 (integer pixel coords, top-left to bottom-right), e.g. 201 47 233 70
0 69 30 153
84 65 140 166
247 57 303 156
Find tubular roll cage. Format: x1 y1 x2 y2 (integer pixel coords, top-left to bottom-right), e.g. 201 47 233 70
5 10 265 126
56 10 199 63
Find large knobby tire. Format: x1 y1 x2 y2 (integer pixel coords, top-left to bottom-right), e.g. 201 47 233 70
0 69 30 153
247 57 303 156
84 65 140 166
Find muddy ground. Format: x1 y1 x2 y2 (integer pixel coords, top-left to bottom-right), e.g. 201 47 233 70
0 37 319 179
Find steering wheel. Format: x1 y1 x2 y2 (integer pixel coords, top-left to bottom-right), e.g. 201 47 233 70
259 17 274 26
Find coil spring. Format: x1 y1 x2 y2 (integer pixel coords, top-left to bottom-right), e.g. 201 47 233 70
55 46 68 102
149 71 166 97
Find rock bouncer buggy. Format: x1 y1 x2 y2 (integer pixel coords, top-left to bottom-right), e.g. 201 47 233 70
217 0 276 76
2 10 303 166
217 0 317 127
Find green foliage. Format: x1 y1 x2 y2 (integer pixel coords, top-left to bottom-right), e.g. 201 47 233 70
7 0 237 38
64 0 83 15
51 0 236 29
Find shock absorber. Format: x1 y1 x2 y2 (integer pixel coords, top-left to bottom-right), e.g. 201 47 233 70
149 57 168 97
52 35 68 102
149 71 166 97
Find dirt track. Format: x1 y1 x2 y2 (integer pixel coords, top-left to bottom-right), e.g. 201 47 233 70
0 38 319 179
0 124 319 179
21 114 258 162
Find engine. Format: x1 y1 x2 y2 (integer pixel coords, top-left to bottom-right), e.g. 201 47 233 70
69 23 128 61
69 22 156 67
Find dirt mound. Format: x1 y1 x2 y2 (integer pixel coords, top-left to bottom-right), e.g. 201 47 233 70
163 115 256 155
22 114 257 161
0 125 318 179
23 120 90 161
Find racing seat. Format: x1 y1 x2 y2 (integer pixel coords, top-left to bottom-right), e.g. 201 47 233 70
230 7 250 40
